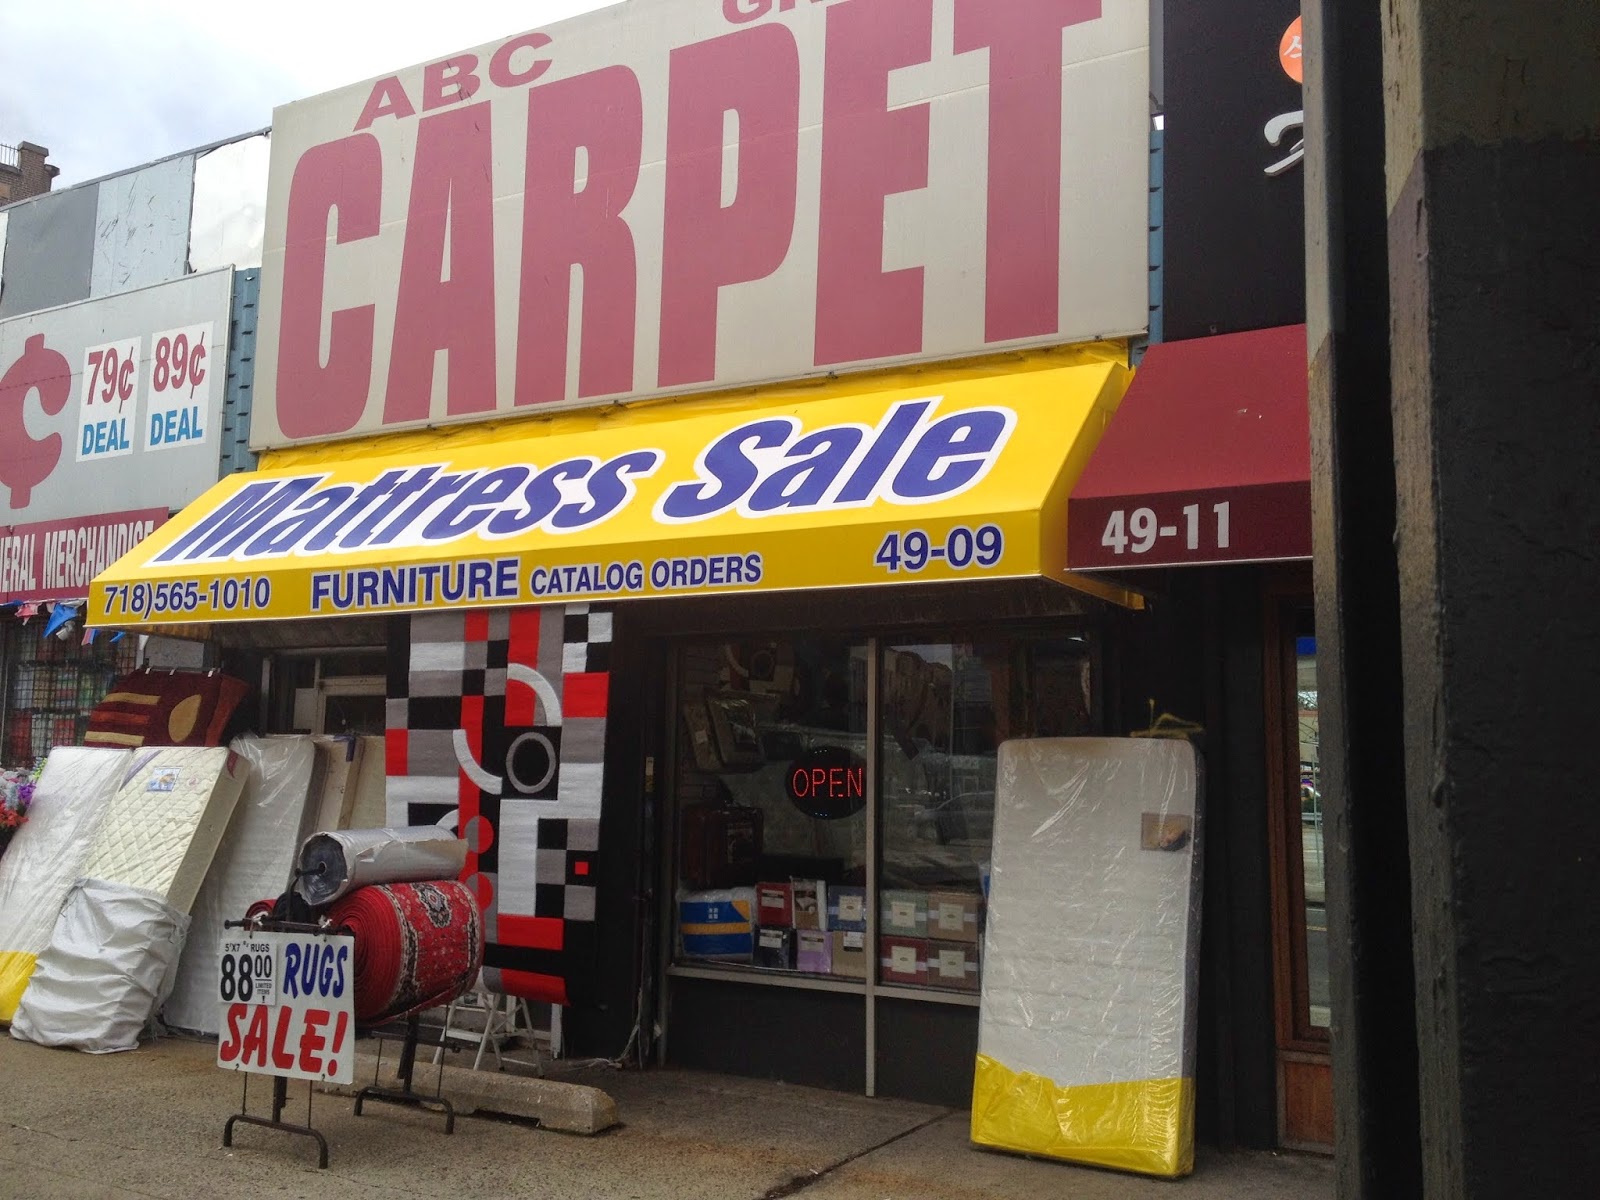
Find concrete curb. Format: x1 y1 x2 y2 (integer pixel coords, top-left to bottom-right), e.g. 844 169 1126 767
317 1052 619 1134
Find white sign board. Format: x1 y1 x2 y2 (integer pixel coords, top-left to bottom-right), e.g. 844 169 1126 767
252 0 1149 448
215 931 356 1085
0 267 234 524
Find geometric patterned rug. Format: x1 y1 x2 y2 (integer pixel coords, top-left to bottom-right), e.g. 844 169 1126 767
384 603 610 1005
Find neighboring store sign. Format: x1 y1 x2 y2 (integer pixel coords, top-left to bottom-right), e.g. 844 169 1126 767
1162 0 1305 339
251 0 1150 449
0 268 235 526
0 508 167 604
215 931 355 1085
88 351 1133 627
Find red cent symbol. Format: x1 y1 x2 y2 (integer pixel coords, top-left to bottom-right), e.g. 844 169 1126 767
0 333 72 509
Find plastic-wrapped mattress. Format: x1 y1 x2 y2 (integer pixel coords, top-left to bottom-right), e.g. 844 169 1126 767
162 736 319 1035
0 748 130 1021
9 878 189 1053
971 737 1202 1178
80 746 248 913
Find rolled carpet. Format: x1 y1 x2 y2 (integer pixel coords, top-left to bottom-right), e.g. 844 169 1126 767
327 881 482 1024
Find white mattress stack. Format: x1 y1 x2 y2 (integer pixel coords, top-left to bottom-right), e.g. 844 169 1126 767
162 736 319 1035
972 737 1202 1177
0 748 131 1022
80 746 249 913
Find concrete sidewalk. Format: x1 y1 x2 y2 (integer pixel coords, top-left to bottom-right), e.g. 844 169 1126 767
0 1035 1332 1200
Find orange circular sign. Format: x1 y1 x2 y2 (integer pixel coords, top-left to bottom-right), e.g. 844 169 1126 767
1280 16 1304 83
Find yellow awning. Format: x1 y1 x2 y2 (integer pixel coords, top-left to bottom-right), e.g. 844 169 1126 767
88 347 1138 629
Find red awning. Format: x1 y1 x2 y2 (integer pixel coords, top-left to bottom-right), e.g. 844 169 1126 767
1068 325 1311 569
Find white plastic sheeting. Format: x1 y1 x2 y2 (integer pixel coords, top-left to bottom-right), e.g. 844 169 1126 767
0 748 130 1021
9 879 189 1053
295 827 466 908
162 736 318 1035
972 737 1202 1177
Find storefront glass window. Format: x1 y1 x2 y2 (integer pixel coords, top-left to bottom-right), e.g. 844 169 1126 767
671 631 1093 994
879 638 1093 992
674 638 868 975
1 620 140 768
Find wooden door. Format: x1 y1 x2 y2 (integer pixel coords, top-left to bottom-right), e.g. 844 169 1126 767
1265 591 1334 1149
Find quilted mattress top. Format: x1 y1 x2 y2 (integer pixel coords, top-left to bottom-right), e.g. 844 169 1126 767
81 746 247 913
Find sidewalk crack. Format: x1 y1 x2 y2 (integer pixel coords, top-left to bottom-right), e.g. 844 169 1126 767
756 1109 954 1199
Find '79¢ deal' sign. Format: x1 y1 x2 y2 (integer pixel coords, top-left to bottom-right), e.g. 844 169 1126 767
215 931 355 1085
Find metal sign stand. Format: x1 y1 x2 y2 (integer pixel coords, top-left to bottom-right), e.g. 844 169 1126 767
223 1071 330 1169
353 1013 456 1133
218 915 335 1168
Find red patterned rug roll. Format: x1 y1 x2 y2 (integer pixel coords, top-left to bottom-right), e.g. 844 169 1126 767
327 881 483 1024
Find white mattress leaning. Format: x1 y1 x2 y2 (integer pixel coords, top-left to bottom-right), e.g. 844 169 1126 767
80 746 248 913
979 736 1201 1090
0 748 131 1021
163 736 318 1035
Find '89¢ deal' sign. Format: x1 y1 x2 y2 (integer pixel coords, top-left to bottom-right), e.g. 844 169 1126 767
215 931 355 1084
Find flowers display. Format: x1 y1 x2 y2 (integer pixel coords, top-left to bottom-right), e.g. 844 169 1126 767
0 767 40 859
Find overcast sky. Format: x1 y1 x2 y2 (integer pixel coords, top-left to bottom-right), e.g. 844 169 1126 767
0 1 618 187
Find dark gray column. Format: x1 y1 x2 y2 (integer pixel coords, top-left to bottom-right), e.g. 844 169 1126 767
1302 3 1422 1194
1381 2 1600 1195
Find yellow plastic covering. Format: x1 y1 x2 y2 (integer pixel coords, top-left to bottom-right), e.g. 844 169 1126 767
0 950 38 1021
971 1055 1195 1177
971 738 1202 1179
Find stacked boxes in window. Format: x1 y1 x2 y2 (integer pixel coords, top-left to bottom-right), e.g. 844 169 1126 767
755 881 793 926
797 928 832 974
828 885 867 932
754 925 797 970
791 879 826 930
831 930 868 979
925 889 982 942
927 940 980 991
679 889 756 961
880 889 928 937
880 936 929 986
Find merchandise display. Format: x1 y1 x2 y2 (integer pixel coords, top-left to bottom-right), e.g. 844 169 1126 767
163 736 319 1035
830 930 868 980
880 936 930 986
880 890 929 938
0 747 129 1020
680 803 762 890
796 928 832 974
928 939 980 992
754 926 797 971
826 886 867 932
756 882 793 927
9 878 189 1053
295 827 468 907
297 735 365 832
791 880 826 930
925 889 982 943
678 889 755 960
326 879 483 1024
83 669 248 750
79 746 247 913
972 737 1202 1178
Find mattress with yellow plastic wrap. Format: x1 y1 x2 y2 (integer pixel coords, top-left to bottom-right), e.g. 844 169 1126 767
0 748 131 1021
972 737 1202 1178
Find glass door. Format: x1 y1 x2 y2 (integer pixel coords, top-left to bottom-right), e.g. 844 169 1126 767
1268 595 1334 1149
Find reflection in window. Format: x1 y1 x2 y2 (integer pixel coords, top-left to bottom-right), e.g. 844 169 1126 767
1297 628 1330 1029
